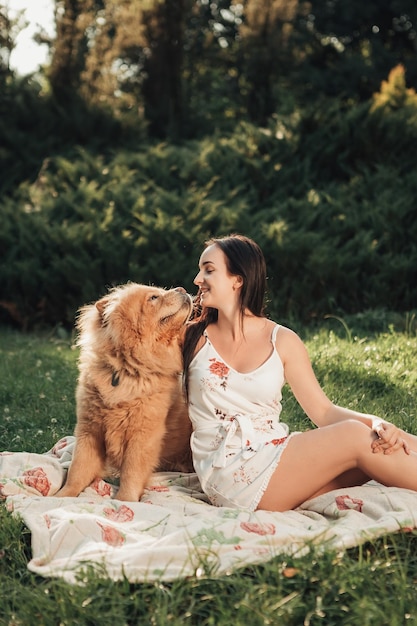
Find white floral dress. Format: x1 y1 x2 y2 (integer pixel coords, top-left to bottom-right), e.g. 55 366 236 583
188 324 300 511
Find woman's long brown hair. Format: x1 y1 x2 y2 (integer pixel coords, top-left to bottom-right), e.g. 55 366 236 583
182 234 267 397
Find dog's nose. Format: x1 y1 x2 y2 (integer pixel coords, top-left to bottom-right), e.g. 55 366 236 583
174 287 186 294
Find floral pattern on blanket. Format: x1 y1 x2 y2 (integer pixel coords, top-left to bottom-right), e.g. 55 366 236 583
1 436 417 584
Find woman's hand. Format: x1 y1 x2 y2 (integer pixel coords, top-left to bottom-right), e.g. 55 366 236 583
371 420 410 455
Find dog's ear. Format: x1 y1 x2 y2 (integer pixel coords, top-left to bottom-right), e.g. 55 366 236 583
96 297 109 323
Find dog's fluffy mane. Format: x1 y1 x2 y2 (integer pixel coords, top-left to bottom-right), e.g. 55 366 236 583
75 284 190 395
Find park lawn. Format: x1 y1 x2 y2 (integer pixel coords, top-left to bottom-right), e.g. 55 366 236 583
0 318 417 625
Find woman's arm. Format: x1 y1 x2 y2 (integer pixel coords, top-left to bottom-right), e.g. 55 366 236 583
276 326 409 454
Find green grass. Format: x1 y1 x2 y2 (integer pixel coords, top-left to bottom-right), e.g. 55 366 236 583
0 327 78 453
1 319 417 625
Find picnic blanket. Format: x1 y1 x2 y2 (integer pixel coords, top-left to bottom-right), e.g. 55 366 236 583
1 436 417 584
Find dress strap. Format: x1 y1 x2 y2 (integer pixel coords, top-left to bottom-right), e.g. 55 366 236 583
271 323 280 344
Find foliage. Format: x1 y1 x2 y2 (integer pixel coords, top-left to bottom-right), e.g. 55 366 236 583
0 76 145 197
47 0 97 103
1 2 417 327
5 0 417 137
292 0 417 103
371 63 417 110
1 323 417 624
237 0 299 124
1 71 417 328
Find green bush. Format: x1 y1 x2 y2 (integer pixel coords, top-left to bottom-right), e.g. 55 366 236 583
1 76 416 328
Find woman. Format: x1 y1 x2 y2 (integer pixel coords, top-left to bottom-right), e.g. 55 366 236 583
182 233 417 512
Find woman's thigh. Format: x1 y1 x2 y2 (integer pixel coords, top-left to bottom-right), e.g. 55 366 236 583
257 420 373 511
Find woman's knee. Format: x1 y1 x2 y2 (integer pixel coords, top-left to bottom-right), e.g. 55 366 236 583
332 419 373 448
342 419 370 434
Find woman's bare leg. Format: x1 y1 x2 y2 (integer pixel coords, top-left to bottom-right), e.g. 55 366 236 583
308 467 370 498
257 420 417 512
399 430 417 452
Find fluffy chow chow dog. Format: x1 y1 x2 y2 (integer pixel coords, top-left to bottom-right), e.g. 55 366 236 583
55 283 194 501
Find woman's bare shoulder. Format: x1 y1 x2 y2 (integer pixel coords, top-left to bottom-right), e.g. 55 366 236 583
275 324 309 361
275 323 302 342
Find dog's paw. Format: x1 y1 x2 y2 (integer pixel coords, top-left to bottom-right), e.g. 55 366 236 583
114 487 142 502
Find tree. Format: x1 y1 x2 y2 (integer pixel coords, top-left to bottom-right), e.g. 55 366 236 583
238 0 299 124
68 0 191 139
48 0 97 102
140 0 189 138
76 0 143 116
0 3 26 79
292 0 417 101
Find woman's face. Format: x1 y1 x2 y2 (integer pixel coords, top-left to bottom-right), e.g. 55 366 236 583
193 244 242 309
